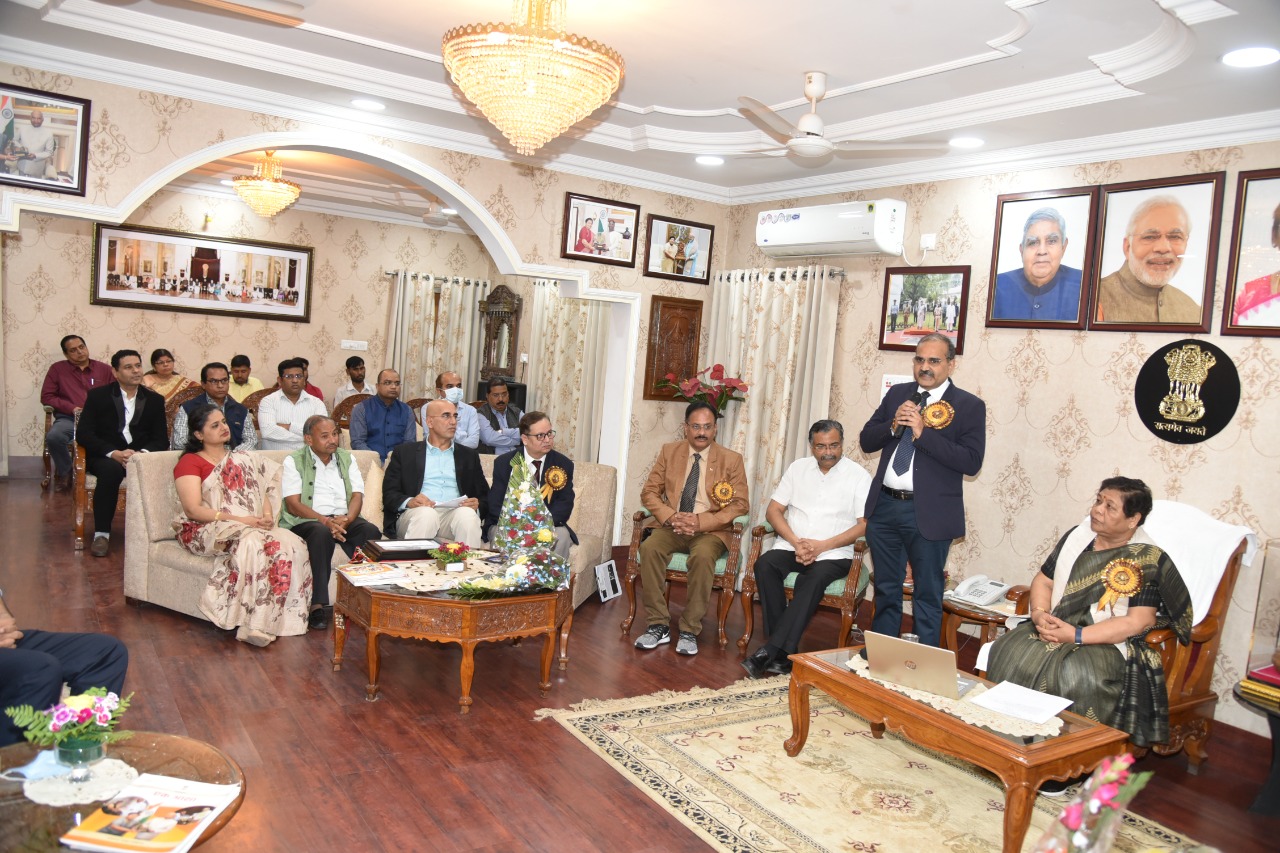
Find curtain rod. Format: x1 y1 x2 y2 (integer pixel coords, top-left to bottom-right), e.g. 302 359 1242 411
383 270 491 284
718 266 846 282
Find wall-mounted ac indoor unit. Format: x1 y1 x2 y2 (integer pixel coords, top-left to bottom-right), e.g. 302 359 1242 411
755 199 906 258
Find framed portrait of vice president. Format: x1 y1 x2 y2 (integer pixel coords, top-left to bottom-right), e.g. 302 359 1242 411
986 186 1098 330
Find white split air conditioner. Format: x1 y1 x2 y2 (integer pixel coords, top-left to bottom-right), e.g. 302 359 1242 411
755 199 906 258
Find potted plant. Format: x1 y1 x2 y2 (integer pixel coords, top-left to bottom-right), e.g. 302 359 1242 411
656 364 748 415
4 688 132 782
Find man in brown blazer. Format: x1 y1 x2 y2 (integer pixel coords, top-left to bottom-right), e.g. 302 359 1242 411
636 401 749 655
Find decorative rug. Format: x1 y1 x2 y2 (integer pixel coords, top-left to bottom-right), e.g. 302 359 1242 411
537 680 1196 853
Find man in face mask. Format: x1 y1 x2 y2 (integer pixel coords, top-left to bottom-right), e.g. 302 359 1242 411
429 371 479 449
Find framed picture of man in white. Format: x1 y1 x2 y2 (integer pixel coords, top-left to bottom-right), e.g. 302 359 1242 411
0 84 91 196
1221 168 1280 337
560 191 640 268
642 214 715 285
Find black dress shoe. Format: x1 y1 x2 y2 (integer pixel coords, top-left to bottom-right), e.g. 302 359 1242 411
307 607 330 631
740 648 773 679
765 657 792 676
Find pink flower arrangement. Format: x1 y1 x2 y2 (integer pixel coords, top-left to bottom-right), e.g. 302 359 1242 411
657 364 748 414
4 687 133 748
1034 753 1152 853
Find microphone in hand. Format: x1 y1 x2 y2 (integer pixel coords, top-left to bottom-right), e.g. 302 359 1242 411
891 390 923 439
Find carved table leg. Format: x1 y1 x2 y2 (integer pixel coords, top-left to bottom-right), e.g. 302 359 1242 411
332 610 347 672
783 676 813 756
364 630 381 702
1001 778 1037 853
458 640 478 714
558 610 573 671
539 630 555 696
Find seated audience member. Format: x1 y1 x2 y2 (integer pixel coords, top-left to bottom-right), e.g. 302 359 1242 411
427 371 479 449
987 477 1191 779
295 356 327 409
476 377 524 455
280 416 382 631
171 362 257 451
173 404 311 647
487 412 576 559
741 420 871 678
333 356 370 406
350 369 415 462
384 400 488 546
77 350 168 557
0 586 129 747
227 354 264 403
635 401 749 656
141 348 197 401
40 334 114 487
257 359 329 450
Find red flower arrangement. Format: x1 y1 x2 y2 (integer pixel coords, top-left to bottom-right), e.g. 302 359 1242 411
656 364 748 414
1033 753 1152 852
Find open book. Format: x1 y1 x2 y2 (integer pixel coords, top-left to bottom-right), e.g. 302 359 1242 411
60 773 241 853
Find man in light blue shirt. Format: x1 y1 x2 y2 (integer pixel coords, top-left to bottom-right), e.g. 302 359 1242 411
425 370 479 449
476 377 524 455
385 399 488 545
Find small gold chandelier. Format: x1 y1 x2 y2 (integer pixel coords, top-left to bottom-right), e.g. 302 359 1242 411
442 0 624 156
232 150 301 218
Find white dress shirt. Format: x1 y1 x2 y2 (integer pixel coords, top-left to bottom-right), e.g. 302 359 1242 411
882 378 951 492
282 450 365 516
769 456 872 562
257 389 330 450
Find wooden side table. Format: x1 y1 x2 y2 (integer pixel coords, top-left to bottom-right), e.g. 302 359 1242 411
1233 682 1280 816
941 598 1011 654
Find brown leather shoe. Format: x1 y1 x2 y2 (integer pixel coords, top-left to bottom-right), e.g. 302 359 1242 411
89 537 110 557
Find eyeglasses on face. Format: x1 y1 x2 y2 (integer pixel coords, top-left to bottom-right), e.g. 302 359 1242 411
281 373 305 380
686 423 716 433
527 430 556 441
912 356 949 366
205 377 230 385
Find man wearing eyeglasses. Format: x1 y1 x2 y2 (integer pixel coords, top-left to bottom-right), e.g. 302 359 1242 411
350 369 416 462
382 399 488 546
257 358 330 450
1095 195 1201 325
991 207 1083 322
859 333 986 648
486 412 576 559
171 362 257 451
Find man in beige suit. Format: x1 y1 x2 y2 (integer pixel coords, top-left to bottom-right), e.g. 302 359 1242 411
636 401 749 655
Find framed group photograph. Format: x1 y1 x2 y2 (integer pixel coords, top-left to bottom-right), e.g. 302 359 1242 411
642 296 703 401
642 214 714 285
986 186 1098 329
90 224 314 323
1088 172 1224 333
560 191 640 268
1221 168 1280 337
879 266 971 354
1 84 91 196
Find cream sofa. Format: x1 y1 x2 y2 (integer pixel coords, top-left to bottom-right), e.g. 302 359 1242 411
123 449 617 620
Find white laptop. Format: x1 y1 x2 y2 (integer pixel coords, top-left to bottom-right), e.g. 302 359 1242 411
863 631 979 700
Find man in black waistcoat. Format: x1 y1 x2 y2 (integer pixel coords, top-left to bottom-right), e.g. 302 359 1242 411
170 362 256 451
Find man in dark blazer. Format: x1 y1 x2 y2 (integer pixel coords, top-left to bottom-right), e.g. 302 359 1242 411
382 399 488 546
859 333 986 647
77 350 168 556
486 411 577 558
170 361 256 451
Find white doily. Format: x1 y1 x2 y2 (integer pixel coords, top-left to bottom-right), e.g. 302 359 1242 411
23 758 139 806
384 556 507 593
844 654 1063 738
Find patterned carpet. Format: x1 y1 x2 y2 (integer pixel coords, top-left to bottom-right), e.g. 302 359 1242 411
538 679 1195 853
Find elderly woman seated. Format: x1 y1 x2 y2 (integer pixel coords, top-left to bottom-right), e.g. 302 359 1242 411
987 477 1191 763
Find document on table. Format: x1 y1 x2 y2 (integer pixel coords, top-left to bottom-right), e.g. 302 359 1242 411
432 497 467 509
969 681 1073 725
372 539 439 551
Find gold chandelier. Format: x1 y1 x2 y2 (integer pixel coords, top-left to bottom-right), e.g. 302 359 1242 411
232 150 301 218
442 0 624 156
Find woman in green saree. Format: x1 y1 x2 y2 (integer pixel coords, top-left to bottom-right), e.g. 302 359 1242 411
987 477 1192 751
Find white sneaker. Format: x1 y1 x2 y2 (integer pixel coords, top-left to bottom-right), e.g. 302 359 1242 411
675 631 698 655
635 625 670 650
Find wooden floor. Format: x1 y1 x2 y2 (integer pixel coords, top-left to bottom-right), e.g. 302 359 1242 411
3 475 1277 851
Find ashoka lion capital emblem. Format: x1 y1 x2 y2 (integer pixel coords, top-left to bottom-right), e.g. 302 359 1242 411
1159 343 1216 423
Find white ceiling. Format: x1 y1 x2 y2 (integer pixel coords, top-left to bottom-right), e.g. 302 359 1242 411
4 0 1279 223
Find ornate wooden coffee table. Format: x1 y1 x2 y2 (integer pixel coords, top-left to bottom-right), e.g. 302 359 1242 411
332 572 573 713
785 647 1129 853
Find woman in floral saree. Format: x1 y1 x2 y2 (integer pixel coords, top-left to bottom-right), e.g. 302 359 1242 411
172 403 311 646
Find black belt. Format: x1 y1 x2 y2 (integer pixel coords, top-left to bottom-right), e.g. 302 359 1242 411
881 485 913 500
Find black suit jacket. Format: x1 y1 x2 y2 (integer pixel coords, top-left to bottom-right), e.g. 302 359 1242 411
382 440 490 536
859 381 986 541
77 383 169 458
486 448 578 544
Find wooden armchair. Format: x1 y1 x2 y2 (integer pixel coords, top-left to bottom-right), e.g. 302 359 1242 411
737 521 869 653
241 386 276 430
620 509 747 649
72 437 125 551
41 404 55 489
332 393 370 431
164 386 204 444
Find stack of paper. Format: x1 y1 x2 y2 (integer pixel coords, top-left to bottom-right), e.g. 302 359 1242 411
60 773 241 853
339 562 411 587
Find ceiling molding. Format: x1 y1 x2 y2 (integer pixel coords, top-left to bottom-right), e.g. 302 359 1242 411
1088 8 1196 86
1157 0 1237 26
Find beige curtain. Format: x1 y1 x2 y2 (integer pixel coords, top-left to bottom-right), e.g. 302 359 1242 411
434 277 487 397
527 279 609 462
0 247 7 476
385 271 439 399
706 265 842 523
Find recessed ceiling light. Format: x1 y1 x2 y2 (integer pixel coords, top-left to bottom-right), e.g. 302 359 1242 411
440 207 458 215
351 98 386 111
220 179 235 186
948 136 984 149
1222 47 1280 68
695 155 725 166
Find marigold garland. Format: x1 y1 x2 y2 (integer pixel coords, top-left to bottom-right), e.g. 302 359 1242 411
1097 557 1143 610
711 480 734 507
922 400 955 429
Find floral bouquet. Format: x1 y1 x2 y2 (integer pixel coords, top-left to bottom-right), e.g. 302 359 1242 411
4 687 133 748
1032 753 1152 853
655 363 748 414
429 542 471 565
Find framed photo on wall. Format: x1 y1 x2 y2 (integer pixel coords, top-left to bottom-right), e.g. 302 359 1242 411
1088 172 1224 333
642 296 703 402
560 191 640 267
0 83 91 196
986 186 1098 329
90 224 314 323
642 214 714 285
879 266 970 354
1221 167 1280 336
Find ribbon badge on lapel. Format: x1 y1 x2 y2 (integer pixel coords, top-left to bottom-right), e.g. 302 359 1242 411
541 465 568 502
922 400 955 430
1098 557 1143 610
711 480 734 509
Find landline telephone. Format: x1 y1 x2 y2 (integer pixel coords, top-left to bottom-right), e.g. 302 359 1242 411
949 575 1012 606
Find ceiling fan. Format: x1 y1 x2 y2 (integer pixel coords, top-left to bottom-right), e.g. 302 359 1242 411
186 0 307 27
738 71 948 159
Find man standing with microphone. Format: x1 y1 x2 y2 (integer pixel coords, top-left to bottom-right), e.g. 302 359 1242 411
859 333 986 647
